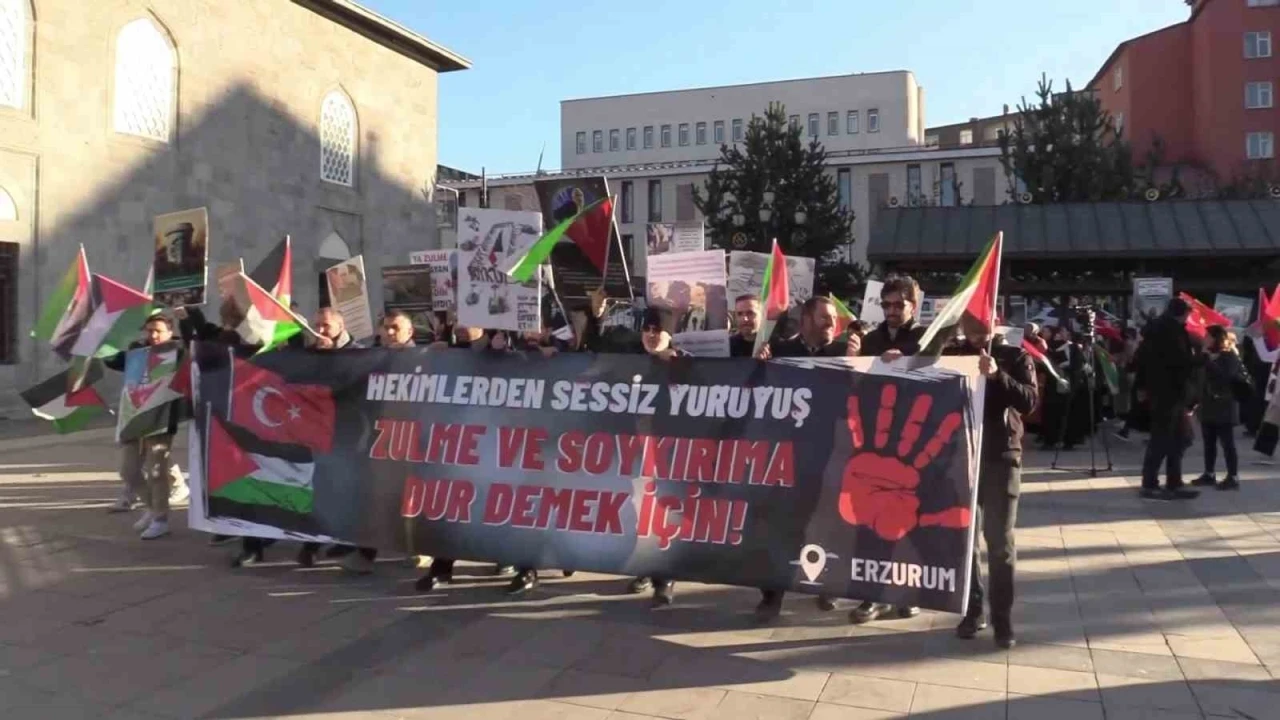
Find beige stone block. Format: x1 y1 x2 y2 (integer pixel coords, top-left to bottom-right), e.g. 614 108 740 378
818 673 915 712
1188 680 1280 719
614 686 726 720
1089 649 1184 681
704 691 813 720
1095 674 1200 715
1006 695 1104 720
1166 635 1261 664
1007 664 1100 701
1006 643 1094 673
807 703 906 720
545 670 646 711
908 683 1004 718
1176 655 1273 682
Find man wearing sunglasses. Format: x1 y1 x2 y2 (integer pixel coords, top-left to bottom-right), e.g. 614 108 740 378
851 274 928 625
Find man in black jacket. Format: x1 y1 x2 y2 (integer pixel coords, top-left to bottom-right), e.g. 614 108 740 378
1134 298 1200 501
946 316 1038 649
851 274 928 625
729 295 762 358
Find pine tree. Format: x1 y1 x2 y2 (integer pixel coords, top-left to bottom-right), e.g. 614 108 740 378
999 74 1137 202
693 103 866 298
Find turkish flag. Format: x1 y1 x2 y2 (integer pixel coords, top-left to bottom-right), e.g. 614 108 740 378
228 359 335 453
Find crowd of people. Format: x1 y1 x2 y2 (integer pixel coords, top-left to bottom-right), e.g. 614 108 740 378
103 273 1259 652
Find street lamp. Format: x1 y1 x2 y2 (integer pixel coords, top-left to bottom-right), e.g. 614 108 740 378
732 211 745 227
794 203 808 226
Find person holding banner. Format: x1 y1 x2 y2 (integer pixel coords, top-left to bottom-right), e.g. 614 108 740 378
104 313 188 540
851 275 927 625
729 295 762 357
755 296 856 621
945 316 1038 649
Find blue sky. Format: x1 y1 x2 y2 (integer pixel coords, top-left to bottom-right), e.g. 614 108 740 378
365 1 1188 175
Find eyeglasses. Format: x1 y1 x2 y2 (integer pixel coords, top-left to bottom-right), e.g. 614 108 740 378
643 325 663 333
880 301 906 310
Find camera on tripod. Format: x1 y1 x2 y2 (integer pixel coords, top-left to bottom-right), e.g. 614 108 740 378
1069 304 1098 342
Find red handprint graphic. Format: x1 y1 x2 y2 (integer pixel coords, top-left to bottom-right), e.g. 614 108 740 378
838 384 971 541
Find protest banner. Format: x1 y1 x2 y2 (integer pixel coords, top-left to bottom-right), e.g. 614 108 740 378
645 250 730 355
457 208 543 333
117 341 190 443
728 251 815 309
534 176 633 301
325 256 375 342
646 223 705 258
1132 277 1173 326
1214 293 1253 330
409 249 458 314
152 208 210 307
189 346 984 613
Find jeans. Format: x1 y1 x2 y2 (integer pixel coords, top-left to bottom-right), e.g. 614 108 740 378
967 462 1019 622
1201 422 1239 477
119 437 175 520
1142 405 1186 490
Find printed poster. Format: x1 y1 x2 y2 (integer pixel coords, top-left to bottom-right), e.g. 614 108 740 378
116 341 189 443
381 265 436 343
325 256 375 342
152 207 210 307
646 223 705 258
861 280 886 325
1132 277 1173 326
727 251 816 309
190 344 986 614
646 250 730 353
534 176 633 301
1214 293 1253 329
457 208 543 333
409 249 458 314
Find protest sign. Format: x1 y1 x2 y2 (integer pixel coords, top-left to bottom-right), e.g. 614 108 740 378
728 251 815 309
646 223 705 258
381 265 436 343
534 176 632 301
409 249 458 314
861 280 885 325
1132 277 1173 326
1214 293 1253 329
645 249 729 339
325 256 375 342
117 341 190 443
457 208 543 333
189 347 984 613
152 208 210 307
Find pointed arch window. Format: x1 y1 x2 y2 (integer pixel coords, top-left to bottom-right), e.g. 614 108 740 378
320 91 357 186
0 185 16 221
113 18 176 141
0 0 30 110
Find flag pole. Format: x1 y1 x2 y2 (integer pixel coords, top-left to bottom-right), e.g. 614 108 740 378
987 231 1004 354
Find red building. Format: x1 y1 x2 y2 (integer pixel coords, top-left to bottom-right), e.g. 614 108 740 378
1089 0 1280 188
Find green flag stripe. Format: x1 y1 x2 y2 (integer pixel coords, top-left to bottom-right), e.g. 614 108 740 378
505 197 609 282
33 260 81 341
214 477 314 514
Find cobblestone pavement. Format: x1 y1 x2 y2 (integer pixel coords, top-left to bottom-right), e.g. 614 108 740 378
0 427 1277 719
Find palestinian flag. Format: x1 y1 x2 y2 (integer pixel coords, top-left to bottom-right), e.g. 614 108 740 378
225 272 309 350
1180 292 1231 340
917 232 1003 354
65 274 153 390
207 415 315 517
754 240 791 357
20 363 109 433
249 236 292 305
1093 343 1120 396
503 197 611 282
831 293 857 338
1256 285 1280 351
32 246 92 359
1021 339 1064 386
115 342 187 443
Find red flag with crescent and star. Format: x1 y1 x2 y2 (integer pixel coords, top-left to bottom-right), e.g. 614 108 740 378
227 358 335 453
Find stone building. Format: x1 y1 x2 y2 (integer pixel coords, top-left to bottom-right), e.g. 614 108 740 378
0 0 468 410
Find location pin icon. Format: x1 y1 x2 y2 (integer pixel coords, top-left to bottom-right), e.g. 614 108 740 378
798 544 826 583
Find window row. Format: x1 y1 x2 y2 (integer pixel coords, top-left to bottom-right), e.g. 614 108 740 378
0 2 358 187
574 108 883 155
1248 131 1275 159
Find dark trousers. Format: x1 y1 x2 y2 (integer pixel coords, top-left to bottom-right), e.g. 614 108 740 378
1201 422 1239 477
967 461 1019 622
1142 404 1186 490
240 538 373 561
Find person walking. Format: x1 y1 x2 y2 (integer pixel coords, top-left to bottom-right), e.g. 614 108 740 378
1192 326 1249 491
1134 298 1200 501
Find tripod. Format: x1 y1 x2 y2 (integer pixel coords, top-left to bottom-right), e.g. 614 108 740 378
1050 342 1115 477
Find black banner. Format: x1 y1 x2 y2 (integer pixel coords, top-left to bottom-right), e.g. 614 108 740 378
191 347 982 613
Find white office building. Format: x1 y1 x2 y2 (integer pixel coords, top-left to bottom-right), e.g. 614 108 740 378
442 71 1010 276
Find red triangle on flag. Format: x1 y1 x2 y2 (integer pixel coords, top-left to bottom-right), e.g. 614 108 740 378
95 275 151 313
963 232 1002 331
65 385 104 409
243 275 295 322
207 416 260 494
565 196 614 273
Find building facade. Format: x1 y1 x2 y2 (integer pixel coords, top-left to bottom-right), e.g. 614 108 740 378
0 0 468 410
443 72 1010 278
1088 0 1280 185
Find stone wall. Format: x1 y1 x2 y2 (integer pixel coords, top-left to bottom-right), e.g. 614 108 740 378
0 0 446 410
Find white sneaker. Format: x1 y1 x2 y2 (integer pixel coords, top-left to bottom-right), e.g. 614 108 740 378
132 511 154 532
140 519 170 540
402 555 433 569
107 496 135 513
169 482 190 506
